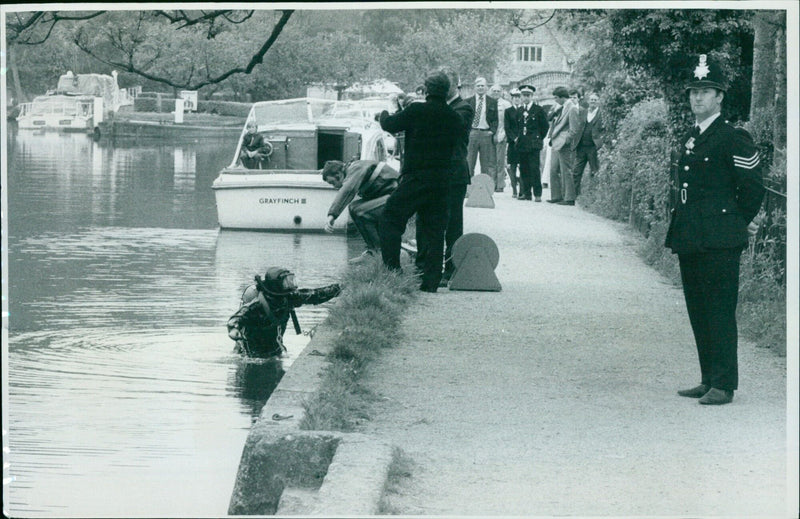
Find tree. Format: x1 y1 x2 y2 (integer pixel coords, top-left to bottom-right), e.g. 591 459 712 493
6 9 293 92
380 11 508 91
604 9 756 135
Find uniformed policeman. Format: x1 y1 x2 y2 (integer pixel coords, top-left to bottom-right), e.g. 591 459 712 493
665 54 765 405
509 84 549 201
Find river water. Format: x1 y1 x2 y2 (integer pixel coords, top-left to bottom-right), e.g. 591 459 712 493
3 128 355 517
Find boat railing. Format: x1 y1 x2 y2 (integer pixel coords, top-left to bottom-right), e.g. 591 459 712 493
220 166 323 176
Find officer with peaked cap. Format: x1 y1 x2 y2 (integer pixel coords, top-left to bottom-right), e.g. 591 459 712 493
666 54 765 405
508 84 549 201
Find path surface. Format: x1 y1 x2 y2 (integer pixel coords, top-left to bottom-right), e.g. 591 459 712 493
356 189 788 516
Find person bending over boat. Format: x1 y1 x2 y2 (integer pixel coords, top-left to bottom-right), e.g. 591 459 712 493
226 267 341 358
322 159 399 263
239 121 271 169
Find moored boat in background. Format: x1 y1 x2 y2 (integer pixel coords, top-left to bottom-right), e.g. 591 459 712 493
16 71 133 133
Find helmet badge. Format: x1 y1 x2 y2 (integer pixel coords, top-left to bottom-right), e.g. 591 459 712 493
694 55 710 80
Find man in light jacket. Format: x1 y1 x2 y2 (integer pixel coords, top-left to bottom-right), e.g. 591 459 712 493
546 86 580 205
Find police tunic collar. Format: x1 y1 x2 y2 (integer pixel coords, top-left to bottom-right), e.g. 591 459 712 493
695 112 721 135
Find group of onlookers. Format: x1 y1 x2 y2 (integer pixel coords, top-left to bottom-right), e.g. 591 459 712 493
465 80 606 206
323 74 609 292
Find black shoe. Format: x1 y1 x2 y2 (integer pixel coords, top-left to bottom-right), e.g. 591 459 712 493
699 388 734 405
420 285 437 293
556 200 575 206
677 384 709 398
547 198 563 204
517 196 531 201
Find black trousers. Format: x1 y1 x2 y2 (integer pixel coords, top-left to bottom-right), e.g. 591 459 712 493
678 248 742 391
518 150 542 199
573 144 598 196
415 183 467 280
380 174 448 290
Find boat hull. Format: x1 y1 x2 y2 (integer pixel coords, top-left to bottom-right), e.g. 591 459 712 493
17 113 93 131
212 170 350 232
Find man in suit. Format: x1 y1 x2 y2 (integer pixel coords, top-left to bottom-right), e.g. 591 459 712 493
572 92 605 197
508 85 549 201
504 88 522 197
466 77 498 184
379 71 462 293
546 86 580 205
666 54 765 405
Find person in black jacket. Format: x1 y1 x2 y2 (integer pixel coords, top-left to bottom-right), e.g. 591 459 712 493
414 67 474 287
378 70 463 292
666 55 765 406
504 88 522 197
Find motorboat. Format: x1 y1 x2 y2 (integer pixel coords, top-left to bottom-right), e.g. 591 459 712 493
212 97 399 232
16 71 133 132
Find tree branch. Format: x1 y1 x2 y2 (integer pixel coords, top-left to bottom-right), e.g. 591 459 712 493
72 10 294 90
510 10 556 33
9 11 106 44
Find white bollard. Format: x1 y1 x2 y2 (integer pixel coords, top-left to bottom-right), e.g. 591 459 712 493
174 98 184 124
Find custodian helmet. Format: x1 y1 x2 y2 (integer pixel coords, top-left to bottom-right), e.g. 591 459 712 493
685 54 728 92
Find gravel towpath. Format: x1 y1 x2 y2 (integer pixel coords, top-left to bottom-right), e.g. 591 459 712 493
356 189 788 516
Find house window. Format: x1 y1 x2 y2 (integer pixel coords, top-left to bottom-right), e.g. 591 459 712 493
517 45 543 62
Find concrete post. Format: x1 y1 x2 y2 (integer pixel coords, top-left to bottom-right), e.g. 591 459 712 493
174 98 184 124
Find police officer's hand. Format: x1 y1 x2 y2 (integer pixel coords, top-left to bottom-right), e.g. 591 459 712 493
324 215 336 233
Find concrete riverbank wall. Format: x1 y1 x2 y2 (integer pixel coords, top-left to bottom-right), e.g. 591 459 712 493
227 325 394 516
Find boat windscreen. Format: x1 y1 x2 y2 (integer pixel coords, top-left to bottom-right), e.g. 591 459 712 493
251 98 337 126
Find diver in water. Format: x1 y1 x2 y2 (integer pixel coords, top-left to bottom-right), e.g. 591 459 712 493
226 267 341 358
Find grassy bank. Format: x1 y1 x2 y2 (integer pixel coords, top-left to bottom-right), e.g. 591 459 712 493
299 256 420 432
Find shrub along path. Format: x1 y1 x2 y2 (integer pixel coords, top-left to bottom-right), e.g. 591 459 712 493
357 189 789 516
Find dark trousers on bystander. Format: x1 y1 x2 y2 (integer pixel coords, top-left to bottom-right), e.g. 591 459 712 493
573 145 599 197
380 174 449 290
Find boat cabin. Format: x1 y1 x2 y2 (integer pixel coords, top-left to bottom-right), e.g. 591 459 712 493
230 98 394 172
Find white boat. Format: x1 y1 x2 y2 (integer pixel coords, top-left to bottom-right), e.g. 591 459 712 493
212 97 399 232
16 71 133 132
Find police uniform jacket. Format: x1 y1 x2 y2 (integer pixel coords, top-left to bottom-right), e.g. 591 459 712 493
665 116 764 254
511 102 549 153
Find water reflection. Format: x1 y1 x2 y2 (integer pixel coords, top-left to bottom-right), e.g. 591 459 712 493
5 128 350 517
229 358 287 421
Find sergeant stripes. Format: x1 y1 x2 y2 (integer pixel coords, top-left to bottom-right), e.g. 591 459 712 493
733 152 760 170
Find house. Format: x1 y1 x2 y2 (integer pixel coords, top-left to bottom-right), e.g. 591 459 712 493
462 22 576 103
